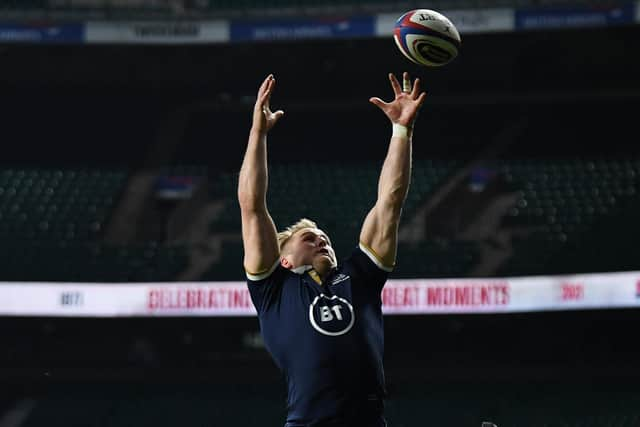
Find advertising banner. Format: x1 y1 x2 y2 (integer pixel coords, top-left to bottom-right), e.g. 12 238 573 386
1 271 639 317
85 20 229 44
0 23 84 43
230 16 375 42
516 3 635 30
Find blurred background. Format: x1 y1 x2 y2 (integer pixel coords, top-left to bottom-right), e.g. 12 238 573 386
1 0 640 426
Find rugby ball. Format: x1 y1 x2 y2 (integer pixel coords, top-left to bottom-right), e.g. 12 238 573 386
394 9 461 67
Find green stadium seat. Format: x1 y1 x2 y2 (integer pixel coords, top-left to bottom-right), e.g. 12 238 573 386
497 157 640 276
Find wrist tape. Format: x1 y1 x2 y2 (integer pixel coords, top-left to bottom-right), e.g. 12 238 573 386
392 123 412 139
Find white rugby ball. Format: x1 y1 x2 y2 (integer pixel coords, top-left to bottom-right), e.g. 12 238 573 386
393 9 461 67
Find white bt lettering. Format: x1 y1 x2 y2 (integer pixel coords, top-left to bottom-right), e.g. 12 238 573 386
331 305 343 320
320 306 333 322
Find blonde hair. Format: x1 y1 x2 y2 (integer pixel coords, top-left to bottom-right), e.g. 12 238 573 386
277 218 320 252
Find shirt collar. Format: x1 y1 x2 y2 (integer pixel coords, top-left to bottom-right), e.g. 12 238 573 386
291 265 337 285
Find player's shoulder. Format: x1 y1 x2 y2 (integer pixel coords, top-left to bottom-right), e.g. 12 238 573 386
347 243 394 273
246 259 287 284
337 244 391 294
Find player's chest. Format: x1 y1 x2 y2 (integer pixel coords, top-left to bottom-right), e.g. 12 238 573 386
284 272 356 337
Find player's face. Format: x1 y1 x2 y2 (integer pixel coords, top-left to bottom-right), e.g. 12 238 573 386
286 228 337 269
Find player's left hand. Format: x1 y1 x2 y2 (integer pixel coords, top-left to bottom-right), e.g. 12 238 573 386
369 72 427 129
252 74 284 134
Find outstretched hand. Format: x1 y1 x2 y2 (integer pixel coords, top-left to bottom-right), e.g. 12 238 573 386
369 72 427 129
253 74 284 134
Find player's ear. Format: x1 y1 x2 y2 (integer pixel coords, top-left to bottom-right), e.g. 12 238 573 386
281 257 292 269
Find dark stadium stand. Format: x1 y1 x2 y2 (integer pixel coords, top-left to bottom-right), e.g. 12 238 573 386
491 96 640 276
0 168 125 243
0 86 190 282
0 164 190 282
497 157 640 276
0 153 636 282
0 241 189 282
1 103 639 281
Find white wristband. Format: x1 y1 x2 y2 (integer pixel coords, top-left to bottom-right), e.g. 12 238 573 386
392 123 411 139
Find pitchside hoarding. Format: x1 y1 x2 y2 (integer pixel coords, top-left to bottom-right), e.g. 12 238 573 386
1 271 639 317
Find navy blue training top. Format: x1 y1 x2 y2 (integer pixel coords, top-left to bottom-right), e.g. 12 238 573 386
247 244 391 426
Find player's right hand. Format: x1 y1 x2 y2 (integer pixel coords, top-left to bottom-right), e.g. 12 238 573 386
369 72 426 129
252 74 284 133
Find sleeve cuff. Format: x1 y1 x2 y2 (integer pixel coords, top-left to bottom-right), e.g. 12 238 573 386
359 242 394 273
245 259 280 281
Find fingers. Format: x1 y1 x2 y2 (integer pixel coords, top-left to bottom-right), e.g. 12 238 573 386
391 72 422 99
399 72 427 105
272 110 285 121
369 97 387 109
402 71 411 94
410 77 421 99
258 75 276 110
258 74 273 98
389 73 402 96
264 77 275 110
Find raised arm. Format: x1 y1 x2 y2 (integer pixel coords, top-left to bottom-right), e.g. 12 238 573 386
360 72 427 269
238 74 284 277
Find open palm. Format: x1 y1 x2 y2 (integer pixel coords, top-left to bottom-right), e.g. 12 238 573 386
370 72 427 128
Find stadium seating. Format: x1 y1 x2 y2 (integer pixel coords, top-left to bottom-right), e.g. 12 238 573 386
1 155 638 282
395 239 480 278
3 150 634 282
0 168 125 244
0 168 189 282
496 160 640 276
0 167 123 281
0 241 189 282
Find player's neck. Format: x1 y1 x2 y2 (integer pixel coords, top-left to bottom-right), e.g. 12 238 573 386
312 257 333 282
311 261 333 283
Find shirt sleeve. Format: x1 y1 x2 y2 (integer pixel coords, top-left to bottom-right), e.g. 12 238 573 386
246 260 286 315
344 243 392 295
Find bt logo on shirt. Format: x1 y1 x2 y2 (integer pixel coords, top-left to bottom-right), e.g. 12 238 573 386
309 294 355 336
